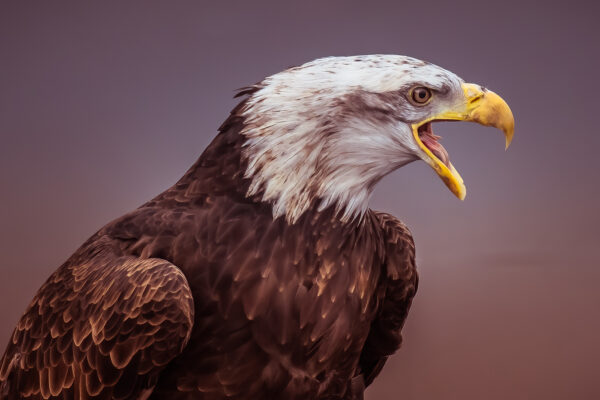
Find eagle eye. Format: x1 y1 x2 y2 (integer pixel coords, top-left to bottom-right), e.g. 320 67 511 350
410 87 432 105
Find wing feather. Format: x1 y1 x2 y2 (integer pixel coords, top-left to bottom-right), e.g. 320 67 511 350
0 240 194 399
358 211 419 387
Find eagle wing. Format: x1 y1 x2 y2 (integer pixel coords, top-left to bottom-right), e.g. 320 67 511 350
358 211 419 387
0 238 194 400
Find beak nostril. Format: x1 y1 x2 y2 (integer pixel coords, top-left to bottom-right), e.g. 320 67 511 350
468 93 484 104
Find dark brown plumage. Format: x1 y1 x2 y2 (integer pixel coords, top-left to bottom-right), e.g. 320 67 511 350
0 83 419 400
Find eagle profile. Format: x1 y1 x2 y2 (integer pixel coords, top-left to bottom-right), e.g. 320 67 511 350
0 55 514 399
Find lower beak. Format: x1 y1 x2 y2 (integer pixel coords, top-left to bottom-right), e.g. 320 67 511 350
412 83 515 200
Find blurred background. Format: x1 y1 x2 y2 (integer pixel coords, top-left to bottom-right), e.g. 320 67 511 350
1 1 599 399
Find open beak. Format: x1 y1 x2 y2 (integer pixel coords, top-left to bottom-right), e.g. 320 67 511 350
412 83 514 200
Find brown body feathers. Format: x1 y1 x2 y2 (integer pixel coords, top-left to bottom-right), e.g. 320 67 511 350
0 99 418 400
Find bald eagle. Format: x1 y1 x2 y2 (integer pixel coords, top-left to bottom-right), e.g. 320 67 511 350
0 55 513 400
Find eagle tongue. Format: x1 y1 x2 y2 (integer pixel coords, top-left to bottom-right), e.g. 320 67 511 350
420 124 451 167
429 140 450 167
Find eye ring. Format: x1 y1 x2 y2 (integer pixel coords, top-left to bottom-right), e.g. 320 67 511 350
409 86 433 105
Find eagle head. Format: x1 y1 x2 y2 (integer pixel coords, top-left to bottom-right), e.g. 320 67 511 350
239 55 514 223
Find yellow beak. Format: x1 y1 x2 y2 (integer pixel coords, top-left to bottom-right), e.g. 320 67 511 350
412 83 515 200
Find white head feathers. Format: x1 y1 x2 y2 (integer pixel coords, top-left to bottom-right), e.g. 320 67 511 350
239 55 464 223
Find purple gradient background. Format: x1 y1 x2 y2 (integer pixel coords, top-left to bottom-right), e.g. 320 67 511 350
1 1 599 398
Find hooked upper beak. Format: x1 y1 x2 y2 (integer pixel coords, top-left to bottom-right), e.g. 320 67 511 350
411 83 515 200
